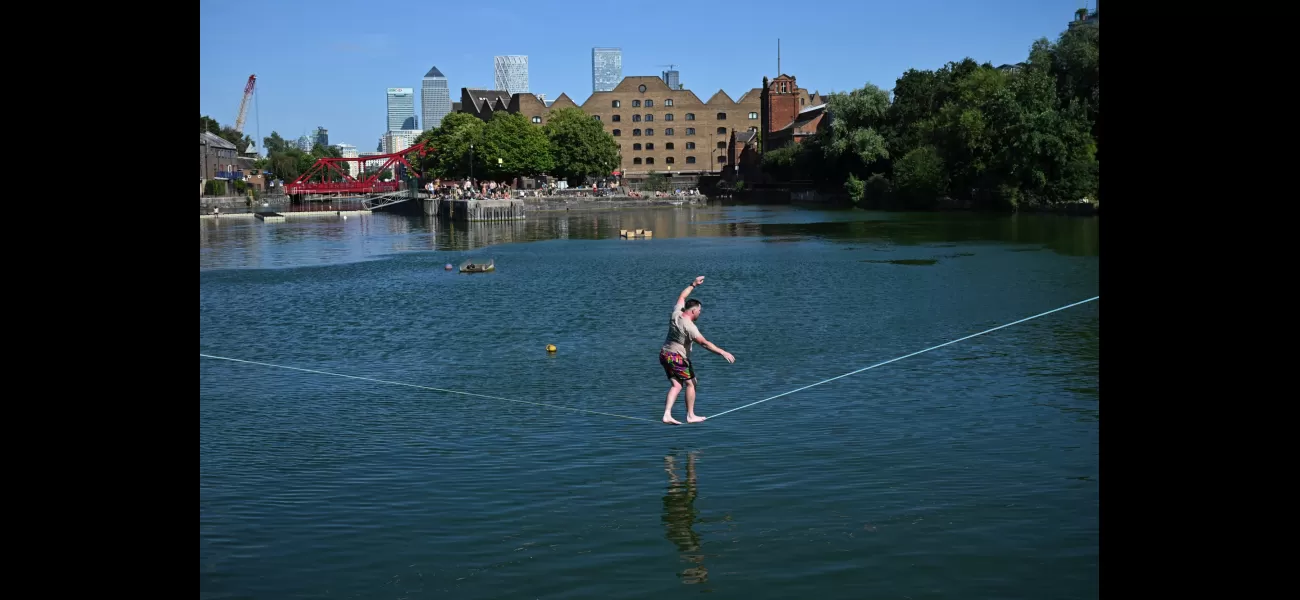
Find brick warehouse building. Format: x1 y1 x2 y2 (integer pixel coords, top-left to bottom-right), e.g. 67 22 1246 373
459 76 763 181
761 74 827 153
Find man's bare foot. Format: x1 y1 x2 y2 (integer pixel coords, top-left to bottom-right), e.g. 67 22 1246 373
687 414 707 423
663 415 683 425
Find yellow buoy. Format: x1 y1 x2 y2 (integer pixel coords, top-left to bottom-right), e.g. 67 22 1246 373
546 344 557 353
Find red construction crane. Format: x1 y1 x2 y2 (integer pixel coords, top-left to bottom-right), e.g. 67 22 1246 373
234 74 256 134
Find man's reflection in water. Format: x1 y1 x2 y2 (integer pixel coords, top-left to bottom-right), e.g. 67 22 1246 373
663 451 708 584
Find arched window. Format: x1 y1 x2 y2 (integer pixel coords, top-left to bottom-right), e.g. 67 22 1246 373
645 143 654 150
612 129 621 136
665 157 675 164
686 142 696 149
645 128 654 136
612 114 621 122
665 99 673 106
644 114 653 122
717 127 727 135
632 100 641 107
646 157 655 165
685 113 695 120
685 128 695 135
664 128 674 136
645 100 654 107
612 100 621 108
664 113 674 121
633 143 642 151
665 142 674 150
716 112 727 120
632 129 641 136
748 112 758 119
632 114 641 122
531 116 542 124
633 157 643 164
686 156 696 163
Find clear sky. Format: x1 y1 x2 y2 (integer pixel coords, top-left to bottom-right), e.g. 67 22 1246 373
199 0 1091 155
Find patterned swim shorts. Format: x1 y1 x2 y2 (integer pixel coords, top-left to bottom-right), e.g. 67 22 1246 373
659 349 695 382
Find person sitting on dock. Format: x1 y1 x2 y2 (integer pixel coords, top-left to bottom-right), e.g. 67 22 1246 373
660 276 734 425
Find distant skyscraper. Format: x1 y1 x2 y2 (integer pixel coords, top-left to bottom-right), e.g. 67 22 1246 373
662 70 681 90
592 48 622 93
493 55 529 95
314 127 329 148
421 66 452 130
335 143 358 177
386 87 417 131
382 130 421 154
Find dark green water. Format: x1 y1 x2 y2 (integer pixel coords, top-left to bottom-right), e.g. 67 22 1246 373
200 205 1099 599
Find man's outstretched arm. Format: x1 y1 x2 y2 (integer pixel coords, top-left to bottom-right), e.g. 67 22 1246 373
692 332 735 364
675 276 705 308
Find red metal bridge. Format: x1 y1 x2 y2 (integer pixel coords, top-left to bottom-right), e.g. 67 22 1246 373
285 141 431 196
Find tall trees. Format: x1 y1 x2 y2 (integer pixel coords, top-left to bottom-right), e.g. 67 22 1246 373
414 109 620 185
761 21 1100 210
544 107 621 185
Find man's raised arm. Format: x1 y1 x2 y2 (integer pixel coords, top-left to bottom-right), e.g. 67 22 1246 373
675 276 705 308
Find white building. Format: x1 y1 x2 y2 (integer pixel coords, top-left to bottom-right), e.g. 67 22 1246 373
358 151 389 180
591 47 622 93
382 130 421 155
335 143 359 177
493 55 529 95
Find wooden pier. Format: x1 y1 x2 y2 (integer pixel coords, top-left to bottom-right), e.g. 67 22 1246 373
428 198 526 222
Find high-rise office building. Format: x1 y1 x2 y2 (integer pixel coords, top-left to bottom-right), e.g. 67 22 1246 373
421 66 452 131
386 87 417 131
314 127 329 148
592 47 622 93
382 130 421 154
662 70 681 90
493 55 529 95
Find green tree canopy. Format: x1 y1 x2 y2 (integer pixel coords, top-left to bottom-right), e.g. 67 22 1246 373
544 107 621 185
414 112 485 179
760 19 1099 210
478 112 554 181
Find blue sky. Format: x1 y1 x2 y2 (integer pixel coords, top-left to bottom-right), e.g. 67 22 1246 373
199 0 1091 155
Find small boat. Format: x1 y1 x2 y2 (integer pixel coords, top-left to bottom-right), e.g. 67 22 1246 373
460 259 495 273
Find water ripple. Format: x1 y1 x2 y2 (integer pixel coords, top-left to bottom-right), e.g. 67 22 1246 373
201 206 1098 599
